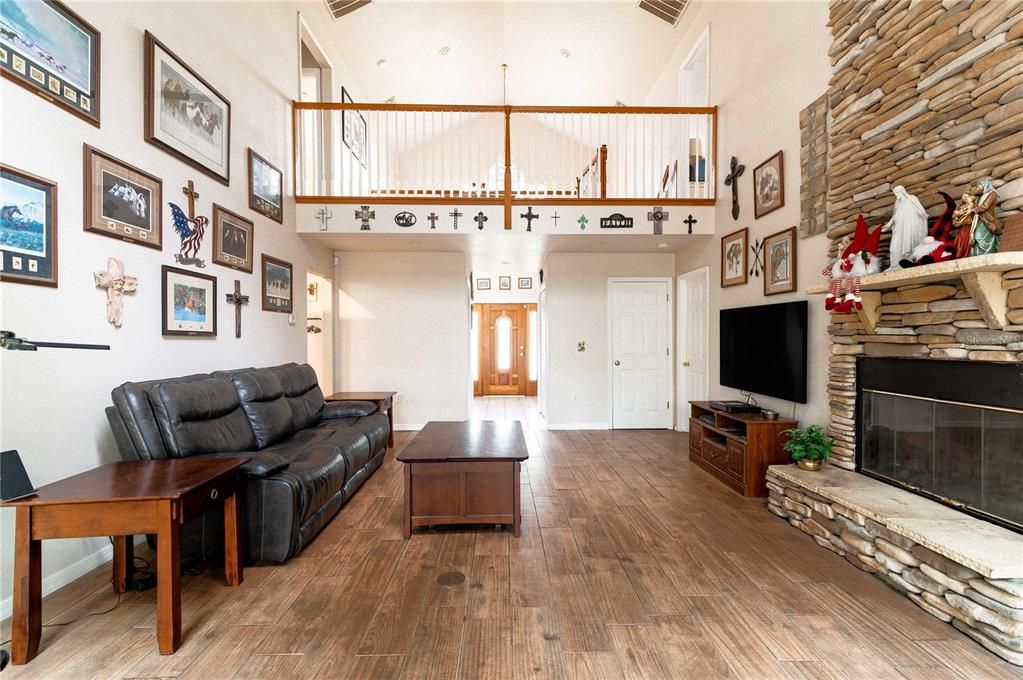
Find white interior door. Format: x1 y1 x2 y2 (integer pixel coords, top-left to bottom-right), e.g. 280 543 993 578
610 279 672 429
677 267 710 431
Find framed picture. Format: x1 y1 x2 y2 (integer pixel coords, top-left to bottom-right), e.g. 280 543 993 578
476 277 491 291
262 254 293 313
161 265 216 336
211 204 253 273
764 227 798 296
721 227 748 288
753 150 785 219
517 277 532 290
83 145 162 249
341 87 367 169
0 0 100 126
145 31 231 185
499 275 511 291
248 148 282 223
0 165 57 287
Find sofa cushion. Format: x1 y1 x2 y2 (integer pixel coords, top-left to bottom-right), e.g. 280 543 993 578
274 444 349 523
150 378 257 457
323 400 377 419
110 373 211 460
229 370 295 448
270 364 325 430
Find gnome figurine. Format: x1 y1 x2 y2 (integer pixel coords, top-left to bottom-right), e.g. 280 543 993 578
882 185 928 270
822 215 884 314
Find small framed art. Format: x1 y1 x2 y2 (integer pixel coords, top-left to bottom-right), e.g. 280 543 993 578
477 277 491 291
162 265 216 336
763 227 797 296
84 145 163 250
248 148 283 223
262 254 293 313
517 277 532 290
753 150 785 219
499 276 511 290
211 204 254 272
341 87 368 169
721 227 748 288
0 164 57 287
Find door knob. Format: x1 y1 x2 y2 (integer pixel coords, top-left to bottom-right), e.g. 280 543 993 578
613 360 620 366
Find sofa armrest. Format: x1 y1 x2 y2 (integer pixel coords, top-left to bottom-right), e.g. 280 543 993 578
197 451 290 478
323 400 378 419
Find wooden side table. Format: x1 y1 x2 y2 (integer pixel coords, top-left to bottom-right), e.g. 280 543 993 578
326 391 397 448
0 458 248 665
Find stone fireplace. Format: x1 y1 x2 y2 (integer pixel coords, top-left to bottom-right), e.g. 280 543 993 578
857 356 1023 532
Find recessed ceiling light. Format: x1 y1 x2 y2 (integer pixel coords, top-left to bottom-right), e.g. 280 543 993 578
439 46 450 56
560 48 571 58
657 242 669 248
376 59 387 69
500 260 511 265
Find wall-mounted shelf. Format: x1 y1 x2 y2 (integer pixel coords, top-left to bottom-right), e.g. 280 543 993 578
806 253 1023 333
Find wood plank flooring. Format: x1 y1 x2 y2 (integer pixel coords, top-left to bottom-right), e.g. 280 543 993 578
1 426 1018 679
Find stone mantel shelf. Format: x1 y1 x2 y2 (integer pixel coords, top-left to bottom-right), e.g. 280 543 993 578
769 464 1023 579
806 253 1023 334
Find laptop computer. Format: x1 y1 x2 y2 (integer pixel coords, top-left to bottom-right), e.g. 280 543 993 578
1 450 37 501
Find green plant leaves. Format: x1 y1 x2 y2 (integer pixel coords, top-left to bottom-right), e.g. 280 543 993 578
782 425 834 462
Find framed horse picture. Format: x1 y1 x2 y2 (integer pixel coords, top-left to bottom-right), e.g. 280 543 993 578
84 145 163 249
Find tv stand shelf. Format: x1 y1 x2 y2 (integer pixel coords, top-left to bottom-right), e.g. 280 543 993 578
688 402 797 497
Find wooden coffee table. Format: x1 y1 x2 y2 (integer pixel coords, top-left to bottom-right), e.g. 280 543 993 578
326 391 396 448
397 421 528 538
0 457 248 665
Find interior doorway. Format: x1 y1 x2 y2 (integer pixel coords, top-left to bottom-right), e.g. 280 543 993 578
306 270 334 394
677 266 710 431
297 14 334 194
473 303 538 397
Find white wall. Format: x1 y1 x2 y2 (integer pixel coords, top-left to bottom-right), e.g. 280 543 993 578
335 251 470 427
0 0 359 616
543 252 675 428
648 0 833 427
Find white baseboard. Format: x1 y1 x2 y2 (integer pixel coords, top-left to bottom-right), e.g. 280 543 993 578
546 423 610 431
0 537 144 621
394 423 425 431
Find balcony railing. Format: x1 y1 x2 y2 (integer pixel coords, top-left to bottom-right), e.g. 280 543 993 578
292 102 717 228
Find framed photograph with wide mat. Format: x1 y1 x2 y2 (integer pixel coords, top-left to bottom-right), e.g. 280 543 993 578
247 148 282 223
211 204 253 272
144 31 231 184
84 144 163 249
753 150 785 219
0 164 58 287
0 0 100 126
261 254 293 313
162 265 216 336
763 227 797 296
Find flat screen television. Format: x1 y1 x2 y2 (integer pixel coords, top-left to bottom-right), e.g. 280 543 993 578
720 300 808 403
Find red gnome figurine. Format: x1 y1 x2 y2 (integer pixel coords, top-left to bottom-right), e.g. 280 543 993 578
822 215 883 314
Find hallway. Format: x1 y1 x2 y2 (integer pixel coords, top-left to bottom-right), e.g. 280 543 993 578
471 396 545 429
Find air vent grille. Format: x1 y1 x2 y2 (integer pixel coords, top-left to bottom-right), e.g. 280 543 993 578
325 0 371 19
639 0 688 26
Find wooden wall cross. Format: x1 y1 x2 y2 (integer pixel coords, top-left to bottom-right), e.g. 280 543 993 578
226 279 249 338
94 258 138 328
723 156 745 221
182 180 200 219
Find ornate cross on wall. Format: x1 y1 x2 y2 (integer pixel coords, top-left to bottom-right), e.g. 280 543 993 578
683 214 698 235
723 156 745 221
474 211 488 230
226 279 249 339
94 257 138 328
427 212 439 229
647 207 669 235
316 207 332 231
449 209 463 230
355 205 375 230
520 207 539 232
578 215 589 230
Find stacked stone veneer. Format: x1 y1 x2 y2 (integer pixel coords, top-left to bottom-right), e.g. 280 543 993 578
826 0 1023 260
824 269 1023 470
767 470 1023 665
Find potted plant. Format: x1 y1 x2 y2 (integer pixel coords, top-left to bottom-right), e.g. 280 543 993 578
782 425 834 471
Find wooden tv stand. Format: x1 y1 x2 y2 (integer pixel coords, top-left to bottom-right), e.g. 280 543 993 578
688 401 797 497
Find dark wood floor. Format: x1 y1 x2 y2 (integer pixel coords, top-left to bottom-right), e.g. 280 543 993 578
1 427 1018 679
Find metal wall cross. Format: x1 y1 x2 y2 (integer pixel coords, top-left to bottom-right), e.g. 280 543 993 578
520 207 539 232
683 214 698 234
647 207 669 235
449 209 463 230
552 211 560 227
474 211 488 230
427 212 439 229
355 205 375 230
226 279 250 338
316 207 333 231
723 156 745 220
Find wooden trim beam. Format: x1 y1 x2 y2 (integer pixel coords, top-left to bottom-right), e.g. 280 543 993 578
296 196 716 207
292 101 719 115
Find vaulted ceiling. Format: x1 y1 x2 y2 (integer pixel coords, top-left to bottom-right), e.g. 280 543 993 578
326 1 687 105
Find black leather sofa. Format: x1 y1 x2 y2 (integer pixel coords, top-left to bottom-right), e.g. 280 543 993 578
105 362 388 563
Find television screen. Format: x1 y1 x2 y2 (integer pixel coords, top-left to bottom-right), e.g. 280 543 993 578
720 300 808 403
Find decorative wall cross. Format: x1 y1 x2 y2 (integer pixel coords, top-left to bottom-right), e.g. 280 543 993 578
170 179 208 267
183 180 199 215
449 208 463 230
647 207 669 235
355 205 375 230
474 211 488 230
683 214 698 234
723 156 745 220
226 279 249 339
427 212 439 229
520 207 539 232
316 207 333 231
94 257 138 328
552 211 560 227
578 215 589 230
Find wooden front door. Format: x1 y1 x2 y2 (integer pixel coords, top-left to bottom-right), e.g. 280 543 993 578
480 304 527 396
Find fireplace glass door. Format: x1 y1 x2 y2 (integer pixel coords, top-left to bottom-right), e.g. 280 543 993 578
860 389 1023 531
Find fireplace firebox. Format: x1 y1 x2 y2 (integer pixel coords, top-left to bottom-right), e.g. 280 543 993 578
856 357 1023 533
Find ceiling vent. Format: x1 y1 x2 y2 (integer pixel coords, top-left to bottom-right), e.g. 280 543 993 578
638 0 688 26
325 0 371 19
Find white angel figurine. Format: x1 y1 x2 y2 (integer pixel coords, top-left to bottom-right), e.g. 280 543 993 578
882 185 928 270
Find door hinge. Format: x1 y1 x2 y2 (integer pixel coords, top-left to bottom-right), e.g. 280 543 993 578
667 400 670 409
666 347 670 356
